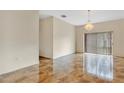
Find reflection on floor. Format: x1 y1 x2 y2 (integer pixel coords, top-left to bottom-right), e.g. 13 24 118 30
84 53 113 81
0 53 124 83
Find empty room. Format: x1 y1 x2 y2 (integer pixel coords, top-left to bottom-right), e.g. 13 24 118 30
0 10 124 83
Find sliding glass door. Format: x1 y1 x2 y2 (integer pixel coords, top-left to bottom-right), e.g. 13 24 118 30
85 32 112 55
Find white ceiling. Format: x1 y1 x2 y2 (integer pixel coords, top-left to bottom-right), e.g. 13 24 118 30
39 10 124 26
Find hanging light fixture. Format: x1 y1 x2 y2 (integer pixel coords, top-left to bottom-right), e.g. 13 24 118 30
84 10 94 31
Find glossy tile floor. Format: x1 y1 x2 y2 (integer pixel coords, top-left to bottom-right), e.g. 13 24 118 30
84 53 113 81
0 53 124 83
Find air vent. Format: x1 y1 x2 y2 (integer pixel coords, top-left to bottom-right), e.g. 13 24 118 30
61 15 67 18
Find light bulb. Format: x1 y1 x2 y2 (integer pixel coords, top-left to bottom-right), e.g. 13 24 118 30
84 22 94 31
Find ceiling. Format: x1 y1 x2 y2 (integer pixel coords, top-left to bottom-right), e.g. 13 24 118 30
39 10 124 26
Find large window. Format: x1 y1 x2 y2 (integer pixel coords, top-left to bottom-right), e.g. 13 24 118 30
85 32 112 55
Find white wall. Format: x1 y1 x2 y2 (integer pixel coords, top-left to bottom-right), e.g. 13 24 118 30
53 17 75 58
39 17 75 59
39 17 53 58
0 11 39 74
76 19 124 57
76 26 84 53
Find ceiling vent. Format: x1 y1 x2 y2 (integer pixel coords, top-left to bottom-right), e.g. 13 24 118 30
61 15 67 18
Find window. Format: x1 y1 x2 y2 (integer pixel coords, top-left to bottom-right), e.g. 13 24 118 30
85 32 112 55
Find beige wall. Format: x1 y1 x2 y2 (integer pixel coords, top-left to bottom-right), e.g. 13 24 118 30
76 19 124 57
53 17 75 58
0 11 39 74
39 17 75 59
39 17 53 58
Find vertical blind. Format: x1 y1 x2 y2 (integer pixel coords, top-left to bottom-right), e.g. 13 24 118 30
85 32 112 55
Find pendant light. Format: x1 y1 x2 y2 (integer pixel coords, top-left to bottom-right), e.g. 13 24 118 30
84 10 94 31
